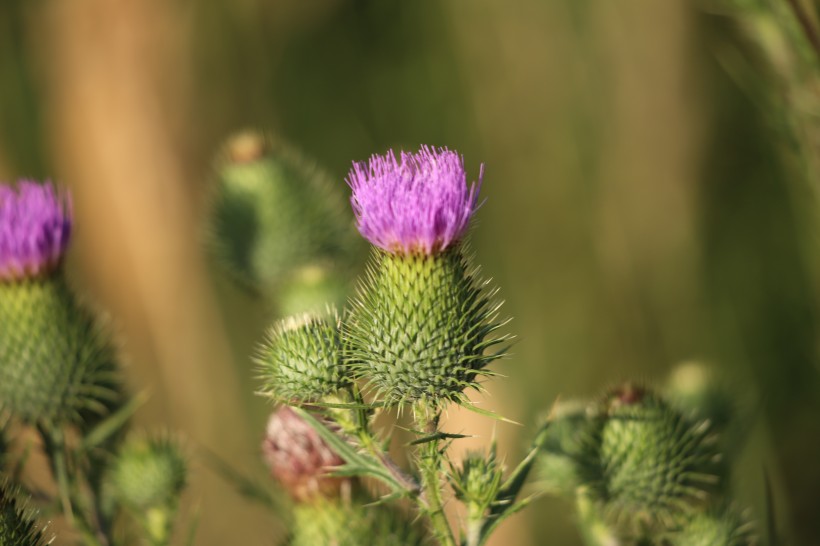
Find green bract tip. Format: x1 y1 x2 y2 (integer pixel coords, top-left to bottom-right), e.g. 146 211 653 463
346 249 508 408
582 385 723 532
0 276 118 425
0 481 49 546
257 311 346 404
108 433 187 511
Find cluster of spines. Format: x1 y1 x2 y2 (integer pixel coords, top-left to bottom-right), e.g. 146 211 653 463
345 249 507 407
0 276 118 425
256 311 347 404
0 481 49 546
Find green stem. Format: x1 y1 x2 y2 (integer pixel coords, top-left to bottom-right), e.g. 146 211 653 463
466 505 483 546
414 402 457 546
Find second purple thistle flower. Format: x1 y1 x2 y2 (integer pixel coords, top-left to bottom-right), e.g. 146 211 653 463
346 145 482 255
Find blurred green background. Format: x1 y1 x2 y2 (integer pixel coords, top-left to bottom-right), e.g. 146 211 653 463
2 0 820 544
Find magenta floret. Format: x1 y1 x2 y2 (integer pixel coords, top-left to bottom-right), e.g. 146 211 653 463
347 146 482 255
0 181 72 281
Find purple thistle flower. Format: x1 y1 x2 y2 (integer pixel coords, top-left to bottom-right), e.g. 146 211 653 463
347 145 482 255
0 181 72 282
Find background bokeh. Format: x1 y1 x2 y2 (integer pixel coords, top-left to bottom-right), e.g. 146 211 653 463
2 0 820 544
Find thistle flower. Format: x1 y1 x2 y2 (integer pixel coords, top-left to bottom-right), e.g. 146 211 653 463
347 146 481 255
0 181 117 425
345 146 506 408
0 181 71 282
262 406 349 503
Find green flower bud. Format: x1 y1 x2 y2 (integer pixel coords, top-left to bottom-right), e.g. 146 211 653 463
0 481 49 546
451 448 504 518
207 131 360 293
0 276 117 425
347 250 507 407
291 500 425 546
584 384 723 532
278 264 350 318
670 508 756 546
257 311 346 404
109 433 187 511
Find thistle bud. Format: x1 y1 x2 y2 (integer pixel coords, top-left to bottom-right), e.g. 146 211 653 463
291 501 425 546
452 448 504 517
0 481 49 546
584 384 723 531
257 311 346 404
670 508 756 546
0 181 117 425
207 131 359 294
262 406 348 503
345 146 507 407
109 433 187 511
535 399 590 496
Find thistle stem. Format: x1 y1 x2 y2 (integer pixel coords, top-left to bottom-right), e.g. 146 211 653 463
414 402 457 546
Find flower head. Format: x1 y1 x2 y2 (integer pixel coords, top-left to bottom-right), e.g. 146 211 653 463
262 407 349 502
347 146 482 255
0 181 72 282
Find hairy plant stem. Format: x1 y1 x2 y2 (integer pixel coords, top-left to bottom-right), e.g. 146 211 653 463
414 402 457 546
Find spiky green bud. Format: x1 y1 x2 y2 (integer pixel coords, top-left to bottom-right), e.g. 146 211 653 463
452 448 504 518
290 500 425 546
670 508 756 546
0 276 117 425
278 264 349 318
208 131 360 293
0 482 49 546
347 250 507 407
584 385 723 532
109 433 187 511
535 399 590 496
257 312 346 404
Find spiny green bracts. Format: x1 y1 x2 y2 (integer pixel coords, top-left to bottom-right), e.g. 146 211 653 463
0 276 117 425
0 481 49 546
208 131 360 293
108 433 187 511
346 249 507 407
290 500 425 546
452 448 503 510
669 508 756 546
257 311 346 404
583 384 723 533
278 264 350 318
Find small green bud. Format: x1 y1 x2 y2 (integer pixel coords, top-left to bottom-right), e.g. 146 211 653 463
291 500 425 546
207 131 360 293
109 433 187 511
452 448 504 511
0 275 117 425
347 250 507 407
278 264 349 318
670 508 756 546
0 481 49 546
257 311 346 404
584 384 723 532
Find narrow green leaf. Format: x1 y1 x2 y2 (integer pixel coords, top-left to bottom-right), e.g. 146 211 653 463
80 391 149 451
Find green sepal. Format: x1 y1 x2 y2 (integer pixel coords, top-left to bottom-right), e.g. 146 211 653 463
346 248 509 408
0 275 119 426
257 311 347 404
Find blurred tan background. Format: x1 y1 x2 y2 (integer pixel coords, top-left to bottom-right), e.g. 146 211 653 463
2 0 820 544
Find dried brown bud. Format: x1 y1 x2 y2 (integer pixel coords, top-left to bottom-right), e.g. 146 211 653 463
262 406 349 503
